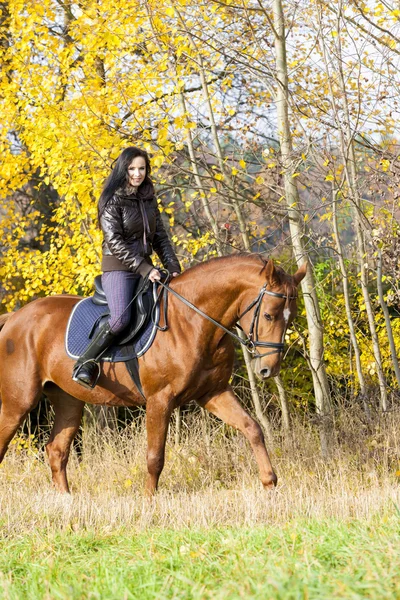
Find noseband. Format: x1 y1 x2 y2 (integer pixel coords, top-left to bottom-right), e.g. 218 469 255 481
157 277 297 358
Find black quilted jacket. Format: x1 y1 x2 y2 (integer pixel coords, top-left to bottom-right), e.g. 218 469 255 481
100 180 181 277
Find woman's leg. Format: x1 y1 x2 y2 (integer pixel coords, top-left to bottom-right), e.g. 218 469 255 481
102 271 141 335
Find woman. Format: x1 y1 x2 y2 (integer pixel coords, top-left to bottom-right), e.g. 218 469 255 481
72 147 181 389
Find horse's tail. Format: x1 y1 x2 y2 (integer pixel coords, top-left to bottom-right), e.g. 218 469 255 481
0 313 12 332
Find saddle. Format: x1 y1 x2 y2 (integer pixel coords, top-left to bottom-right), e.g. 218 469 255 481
65 276 162 400
91 275 154 346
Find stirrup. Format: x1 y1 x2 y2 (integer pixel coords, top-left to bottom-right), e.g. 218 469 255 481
72 359 102 390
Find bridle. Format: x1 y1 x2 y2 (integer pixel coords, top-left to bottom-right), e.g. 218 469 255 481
236 284 297 358
156 277 297 358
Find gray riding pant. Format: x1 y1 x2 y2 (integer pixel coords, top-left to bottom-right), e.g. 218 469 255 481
101 271 141 335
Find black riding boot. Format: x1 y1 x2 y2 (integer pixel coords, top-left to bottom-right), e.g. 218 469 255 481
72 321 116 389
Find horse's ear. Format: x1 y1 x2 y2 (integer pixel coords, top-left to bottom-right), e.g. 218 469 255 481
264 259 280 286
293 262 307 286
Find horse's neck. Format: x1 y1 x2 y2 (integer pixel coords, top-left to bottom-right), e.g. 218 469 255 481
172 259 259 330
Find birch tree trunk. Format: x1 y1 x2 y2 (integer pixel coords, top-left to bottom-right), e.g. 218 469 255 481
332 187 371 418
376 249 400 387
178 90 222 254
271 0 332 443
175 406 182 447
329 1 388 410
274 374 291 432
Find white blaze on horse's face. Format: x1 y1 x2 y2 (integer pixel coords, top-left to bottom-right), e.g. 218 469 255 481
283 307 291 322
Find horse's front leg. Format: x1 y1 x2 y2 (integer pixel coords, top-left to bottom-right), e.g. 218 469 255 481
198 386 277 489
145 395 174 496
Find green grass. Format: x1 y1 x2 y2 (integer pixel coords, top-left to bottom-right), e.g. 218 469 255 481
1 513 399 600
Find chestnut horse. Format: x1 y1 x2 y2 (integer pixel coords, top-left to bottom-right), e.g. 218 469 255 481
0 255 306 494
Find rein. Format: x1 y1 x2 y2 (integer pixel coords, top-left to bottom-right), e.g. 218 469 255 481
156 276 297 357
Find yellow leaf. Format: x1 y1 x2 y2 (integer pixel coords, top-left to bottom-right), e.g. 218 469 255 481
153 155 164 168
325 173 334 182
239 159 246 168
380 159 390 172
166 7 175 17
231 167 238 175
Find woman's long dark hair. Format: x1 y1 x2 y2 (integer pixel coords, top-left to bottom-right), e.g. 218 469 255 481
98 147 152 223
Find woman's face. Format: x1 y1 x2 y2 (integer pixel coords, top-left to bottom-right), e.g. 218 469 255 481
127 156 146 187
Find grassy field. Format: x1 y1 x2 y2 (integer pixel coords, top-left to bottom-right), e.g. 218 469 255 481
1 516 399 599
0 409 399 599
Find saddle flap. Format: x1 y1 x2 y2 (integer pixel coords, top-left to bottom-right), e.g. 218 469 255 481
117 289 153 345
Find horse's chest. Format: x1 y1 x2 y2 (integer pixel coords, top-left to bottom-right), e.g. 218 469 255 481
180 344 233 399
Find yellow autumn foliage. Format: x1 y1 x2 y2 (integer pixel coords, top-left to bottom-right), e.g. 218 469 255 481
0 0 229 309
0 0 399 395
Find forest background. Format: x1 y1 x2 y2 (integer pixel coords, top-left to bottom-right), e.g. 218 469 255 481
1 1 400 597
1 0 400 436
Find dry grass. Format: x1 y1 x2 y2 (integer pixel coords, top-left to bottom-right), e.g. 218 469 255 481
0 406 399 538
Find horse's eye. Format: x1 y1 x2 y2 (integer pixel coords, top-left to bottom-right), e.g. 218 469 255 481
264 312 272 321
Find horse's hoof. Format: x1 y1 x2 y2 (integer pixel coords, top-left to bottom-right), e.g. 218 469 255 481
263 473 278 489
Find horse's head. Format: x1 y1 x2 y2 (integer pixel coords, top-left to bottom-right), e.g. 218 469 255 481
238 259 307 380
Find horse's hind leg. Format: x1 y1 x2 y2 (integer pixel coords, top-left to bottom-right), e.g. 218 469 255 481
198 386 277 489
45 387 84 493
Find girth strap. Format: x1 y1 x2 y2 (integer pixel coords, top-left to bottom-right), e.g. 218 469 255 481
125 357 146 400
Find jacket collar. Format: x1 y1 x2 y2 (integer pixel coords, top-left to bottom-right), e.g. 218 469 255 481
115 178 154 202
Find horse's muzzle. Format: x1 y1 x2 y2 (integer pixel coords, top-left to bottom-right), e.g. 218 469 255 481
254 358 280 380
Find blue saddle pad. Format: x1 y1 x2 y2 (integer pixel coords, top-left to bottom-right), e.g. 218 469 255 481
65 288 159 362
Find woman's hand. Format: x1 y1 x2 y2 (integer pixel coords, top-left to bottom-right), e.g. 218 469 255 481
172 272 179 277
148 268 161 283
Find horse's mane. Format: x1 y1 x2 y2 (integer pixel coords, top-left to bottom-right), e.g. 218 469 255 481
178 253 294 285
179 253 267 279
